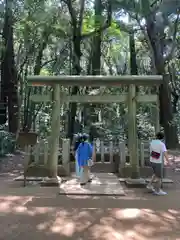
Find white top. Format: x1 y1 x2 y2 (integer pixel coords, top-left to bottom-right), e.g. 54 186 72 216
150 140 167 163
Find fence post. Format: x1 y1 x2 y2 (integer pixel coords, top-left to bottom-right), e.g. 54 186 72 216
100 140 104 163
140 142 145 167
137 138 139 163
120 142 126 169
24 145 31 187
62 138 70 176
24 145 31 165
34 145 39 164
44 142 49 166
109 141 113 163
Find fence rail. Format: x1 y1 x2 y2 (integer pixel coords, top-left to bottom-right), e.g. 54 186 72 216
25 138 151 172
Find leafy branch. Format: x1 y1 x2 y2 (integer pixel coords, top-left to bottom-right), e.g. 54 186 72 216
81 0 112 39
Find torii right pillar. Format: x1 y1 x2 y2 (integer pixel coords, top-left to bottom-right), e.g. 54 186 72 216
126 84 146 186
155 86 160 133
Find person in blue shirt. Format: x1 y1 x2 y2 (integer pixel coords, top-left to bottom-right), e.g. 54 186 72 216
76 133 94 186
73 134 82 178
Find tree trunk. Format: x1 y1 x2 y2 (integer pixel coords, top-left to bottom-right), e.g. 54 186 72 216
129 33 139 178
81 57 92 127
92 0 102 75
66 0 111 140
129 33 138 75
88 0 103 129
0 68 7 125
67 1 85 141
67 33 81 141
22 30 50 131
1 0 18 133
146 16 179 148
159 75 179 148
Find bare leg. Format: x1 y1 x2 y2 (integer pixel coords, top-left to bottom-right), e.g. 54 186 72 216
87 167 92 182
88 168 90 179
85 166 89 182
80 166 88 185
150 164 167 195
153 178 167 195
75 159 81 178
80 167 84 184
147 174 156 187
154 177 161 192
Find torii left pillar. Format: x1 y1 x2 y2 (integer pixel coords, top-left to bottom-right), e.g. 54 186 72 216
42 84 61 186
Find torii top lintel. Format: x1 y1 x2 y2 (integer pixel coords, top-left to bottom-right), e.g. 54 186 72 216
27 75 163 86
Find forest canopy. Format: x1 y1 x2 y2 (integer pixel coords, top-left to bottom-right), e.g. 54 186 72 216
0 0 180 149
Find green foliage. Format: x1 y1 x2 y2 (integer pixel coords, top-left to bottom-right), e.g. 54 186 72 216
82 12 94 34
1 0 180 145
0 129 15 157
107 20 121 37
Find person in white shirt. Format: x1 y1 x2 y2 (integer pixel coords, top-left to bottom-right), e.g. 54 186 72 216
147 132 169 195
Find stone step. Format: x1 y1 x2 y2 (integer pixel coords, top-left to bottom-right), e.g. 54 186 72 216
59 183 125 196
125 178 146 188
59 173 125 196
145 178 173 183
14 176 43 181
119 178 173 184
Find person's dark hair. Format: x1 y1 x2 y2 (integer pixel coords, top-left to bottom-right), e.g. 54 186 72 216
73 134 82 151
156 132 164 140
81 133 89 145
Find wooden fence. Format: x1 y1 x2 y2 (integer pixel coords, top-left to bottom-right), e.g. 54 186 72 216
25 138 150 173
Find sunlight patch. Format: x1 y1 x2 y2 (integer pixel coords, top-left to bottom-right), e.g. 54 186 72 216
50 217 75 236
113 208 142 219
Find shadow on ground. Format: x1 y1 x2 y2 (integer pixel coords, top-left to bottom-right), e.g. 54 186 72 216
0 152 180 240
0 194 180 240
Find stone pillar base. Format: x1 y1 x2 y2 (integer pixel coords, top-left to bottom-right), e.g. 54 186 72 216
41 176 61 187
125 178 146 188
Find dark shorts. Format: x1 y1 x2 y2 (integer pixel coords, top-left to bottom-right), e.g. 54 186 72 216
151 162 162 178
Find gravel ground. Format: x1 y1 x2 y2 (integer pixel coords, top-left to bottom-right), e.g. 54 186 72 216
0 151 180 239
0 152 25 174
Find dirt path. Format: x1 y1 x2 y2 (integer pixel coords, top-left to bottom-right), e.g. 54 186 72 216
0 176 180 240
0 151 180 239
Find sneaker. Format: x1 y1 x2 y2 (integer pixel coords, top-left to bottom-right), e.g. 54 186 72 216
153 189 167 196
146 184 155 191
80 183 86 186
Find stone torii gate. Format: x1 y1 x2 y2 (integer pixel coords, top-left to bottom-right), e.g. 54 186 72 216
27 75 162 185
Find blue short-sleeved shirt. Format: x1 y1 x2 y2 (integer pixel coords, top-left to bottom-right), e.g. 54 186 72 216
76 142 93 167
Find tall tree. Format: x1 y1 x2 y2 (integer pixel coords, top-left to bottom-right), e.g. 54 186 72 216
66 0 111 141
144 0 179 148
1 0 18 133
112 0 180 148
92 0 103 75
66 0 85 141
